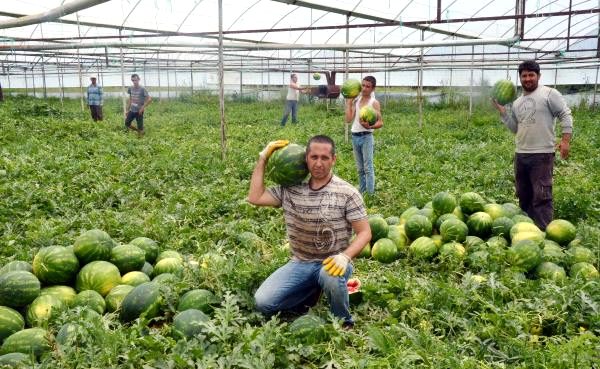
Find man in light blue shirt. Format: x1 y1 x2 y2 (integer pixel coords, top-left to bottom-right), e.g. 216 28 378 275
87 76 103 121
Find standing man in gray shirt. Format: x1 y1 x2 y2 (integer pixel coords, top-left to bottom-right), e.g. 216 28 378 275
492 60 573 230
125 73 152 137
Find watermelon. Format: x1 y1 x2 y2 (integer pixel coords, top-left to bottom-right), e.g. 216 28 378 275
404 214 432 240
110 244 146 274
129 237 159 264
569 262 599 280
492 79 517 105
346 278 363 305
0 261 32 275
435 213 458 231
288 314 328 344
121 271 151 286
452 206 465 221
431 234 443 249
409 237 438 260
467 250 490 271
566 247 596 266
152 273 180 284
105 284 135 313
75 261 122 296
510 222 541 239
501 202 522 218
265 143 309 187
177 289 217 313
439 242 466 261
359 106 377 126
541 240 566 265
417 207 437 224
0 271 41 308
467 212 493 239
511 231 544 245
26 294 65 327
141 262 154 277
0 328 51 359
172 309 210 340
73 290 106 314
73 229 114 265
356 243 371 258
483 203 506 220
459 192 486 215
486 236 508 250
40 285 77 307
32 245 80 285
0 306 24 343
368 216 389 244
156 250 183 263
507 239 543 272
535 262 566 282
464 236 486 253
153 257 184 277
313 73 321 81
492 216 515 240
399 206 420 224
371 238 397 263
120 282 162 323
0 352 33 367
512 214 534 224
440 218 468 243
432 192 457 216
56 323 79 348
385 216 400 225
545 219 576 246
341 79 361 99
386 225 408 253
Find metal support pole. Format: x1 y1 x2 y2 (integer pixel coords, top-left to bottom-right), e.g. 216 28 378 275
76 13 83 111
418 30 424 129
190 62 194 95
218 0 227 160
24 68 28 96
593 65 599 107
173 63 177 98
469 45 474 117
120 44 126 116
57 56 64 106
157 53 161 101
344 13 350 143
31 67 36 98
554 67 558 88
41 56 47 99
384 55 388 108
166 58 170 99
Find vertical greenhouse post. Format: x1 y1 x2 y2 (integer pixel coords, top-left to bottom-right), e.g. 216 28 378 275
218 0 227 161
190 61 194 95
344 14 350 143
469 45 474 118
417 30 424 129
593 64 599 107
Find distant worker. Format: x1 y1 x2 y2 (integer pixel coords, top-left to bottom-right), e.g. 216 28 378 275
125 73 152 137
492 60 573 229
344 76 384 195
87 76 103 121
280 73 308 126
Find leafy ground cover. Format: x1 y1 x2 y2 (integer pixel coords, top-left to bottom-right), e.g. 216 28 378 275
0 94 598 368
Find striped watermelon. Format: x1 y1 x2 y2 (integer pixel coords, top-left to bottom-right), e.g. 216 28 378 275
541 240 567 265
56 323 79 348
368 216 389 244
121 271 151 286
359 106 377 125
156 250 183 263
141 262 154 277
177 289 217 313
432 191 457 215
569 262 599 280
26 294 66 327
0 271 41 308
129 237 159 264
459 192 486 215
289 314 328 344
0 306 24 343
545 219 576 246
152 272 180 284
440 218 468 243
172 309 210 339
120 282 162 323
341 79 362 99
75 261 122 296
467 212 493 239
265 143 309 186
110 244 146 274
491 216 515 240
105 285 135 313
483 203 506 220
404 214 432 240
371 238 398 263
32 246 80 285
73 229 114 265
439 241 466 262
492 79 517 105
0 352 33 367
153 258 184 277
0 328 51 358
73 290 106 314
507 239 542 272
409 237 438 260
0 261 32 275
40 285 77 307
535 262 566 282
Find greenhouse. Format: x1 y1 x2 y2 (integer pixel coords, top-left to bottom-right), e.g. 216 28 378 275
0 1 599 368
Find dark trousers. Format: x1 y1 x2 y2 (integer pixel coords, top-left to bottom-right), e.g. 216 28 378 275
125 111 144 131
514 153 554 230
89 105 103 121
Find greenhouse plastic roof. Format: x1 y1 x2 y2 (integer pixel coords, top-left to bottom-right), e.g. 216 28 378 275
0 0 599 73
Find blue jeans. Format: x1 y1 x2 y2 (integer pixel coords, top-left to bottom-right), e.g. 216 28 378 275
352 133 375 194
281 100 298 125
125 111 144 131
254 260 354 324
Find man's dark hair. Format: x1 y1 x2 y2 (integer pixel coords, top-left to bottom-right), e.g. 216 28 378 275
363 75 377 88
518 60 540 75
131 73 140 79
307 135 336 156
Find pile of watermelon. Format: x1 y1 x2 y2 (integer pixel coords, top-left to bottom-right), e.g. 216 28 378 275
0 229 219 363
359 191 599 282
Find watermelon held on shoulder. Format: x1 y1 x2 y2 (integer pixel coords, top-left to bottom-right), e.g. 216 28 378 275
313 73 321 81
265 143 309 187
341 79 362 99
359 106 377 126
492 79 517 105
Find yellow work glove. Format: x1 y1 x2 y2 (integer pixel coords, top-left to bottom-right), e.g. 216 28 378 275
259 140 289 160
322 253 351 277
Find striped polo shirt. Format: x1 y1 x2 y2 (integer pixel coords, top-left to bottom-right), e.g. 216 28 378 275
268 175 367 261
